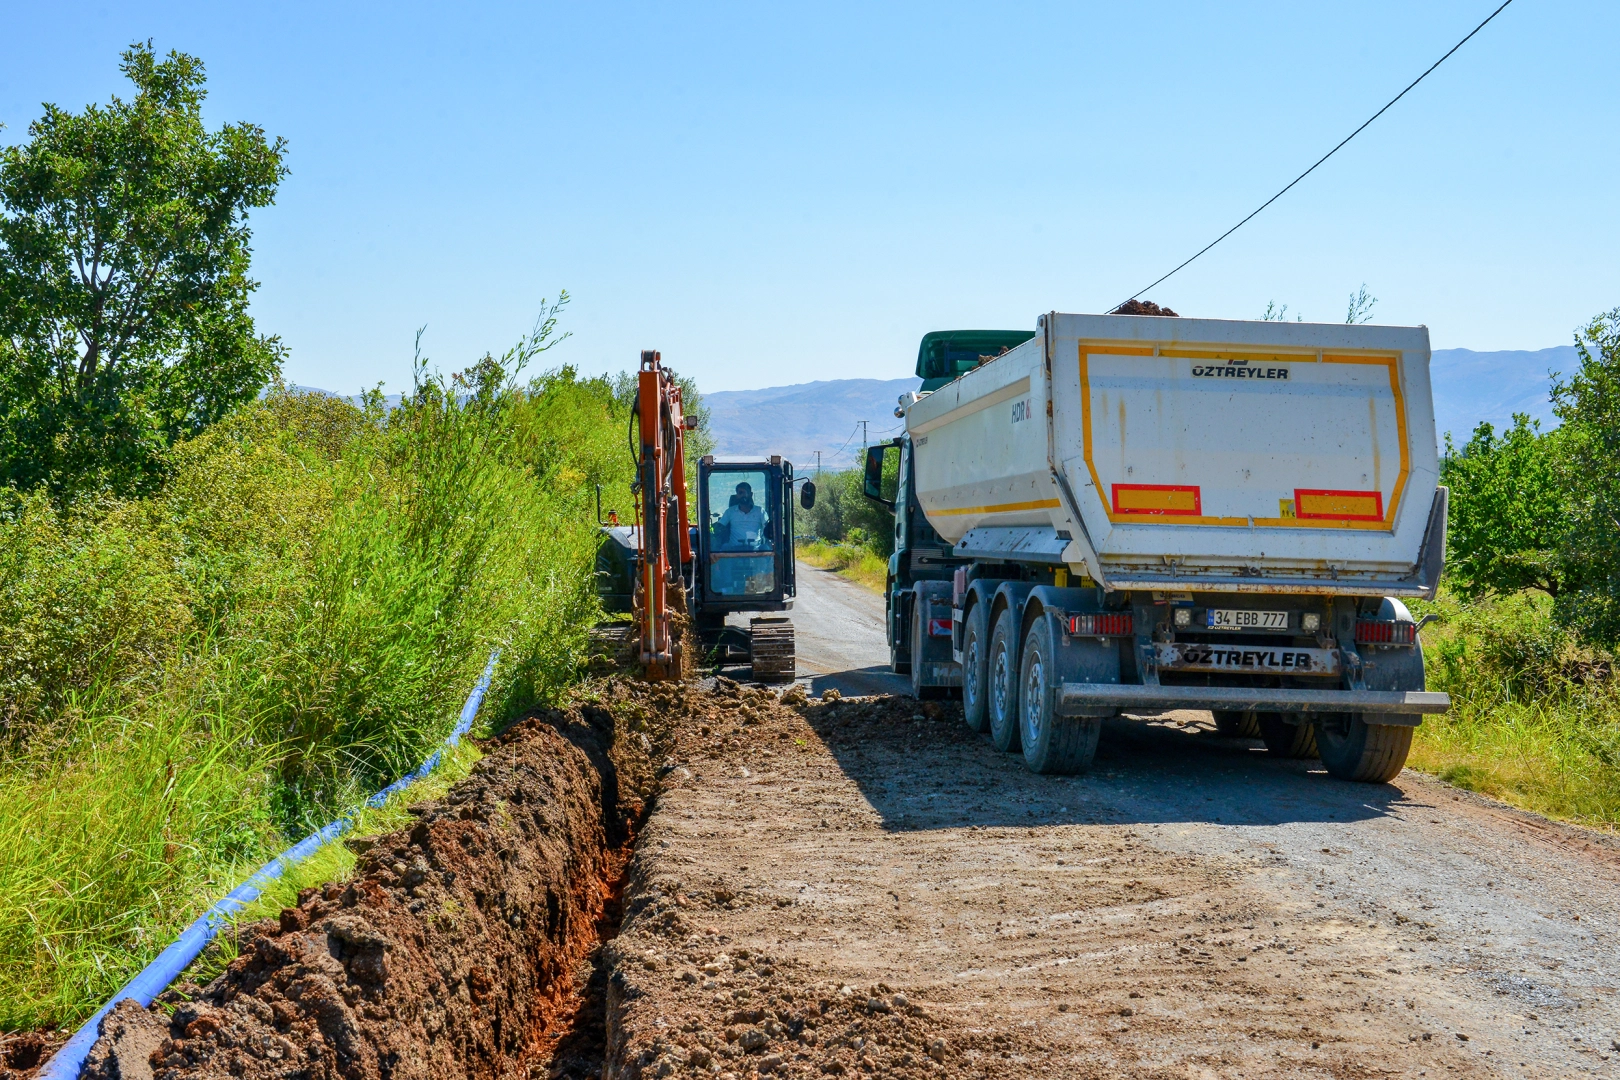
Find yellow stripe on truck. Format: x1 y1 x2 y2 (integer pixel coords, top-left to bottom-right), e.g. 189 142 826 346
928 497 1061 517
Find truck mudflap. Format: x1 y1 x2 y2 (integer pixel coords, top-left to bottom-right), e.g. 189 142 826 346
1055 684 1449 726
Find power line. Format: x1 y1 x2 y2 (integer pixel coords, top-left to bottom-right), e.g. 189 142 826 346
1116 0 1515 309
828 422 863 458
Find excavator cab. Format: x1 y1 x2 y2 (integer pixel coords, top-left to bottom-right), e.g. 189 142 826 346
695 456 797 610
690 456 814 680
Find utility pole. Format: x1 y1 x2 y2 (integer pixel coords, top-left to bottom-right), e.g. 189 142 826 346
859 420 868 447
814 450 821 475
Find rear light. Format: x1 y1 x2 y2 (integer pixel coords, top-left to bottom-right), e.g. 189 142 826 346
1067 613 1133 637
928 617 952 637
1355 619 1415 646
1302 612 1321 632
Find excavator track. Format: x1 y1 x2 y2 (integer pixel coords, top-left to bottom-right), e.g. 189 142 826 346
749 616 795 683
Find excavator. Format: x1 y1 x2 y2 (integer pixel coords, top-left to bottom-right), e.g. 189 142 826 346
594 350 815 682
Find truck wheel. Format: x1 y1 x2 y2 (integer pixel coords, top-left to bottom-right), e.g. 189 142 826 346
1019 617 1100 775
987 605 1021 753
960 601 991 733
1257 712 1318 759
1314 713 1413 783
1212 710 1262 738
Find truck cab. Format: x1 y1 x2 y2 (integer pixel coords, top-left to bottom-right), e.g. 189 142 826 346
864 330 1035 695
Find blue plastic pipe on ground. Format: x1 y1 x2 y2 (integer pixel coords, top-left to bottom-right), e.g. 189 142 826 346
36 650 501 1080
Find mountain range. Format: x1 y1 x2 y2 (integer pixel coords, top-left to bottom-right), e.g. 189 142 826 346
704 346 1579 468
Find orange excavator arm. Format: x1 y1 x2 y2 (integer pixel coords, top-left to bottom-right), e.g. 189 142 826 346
632 350 694 680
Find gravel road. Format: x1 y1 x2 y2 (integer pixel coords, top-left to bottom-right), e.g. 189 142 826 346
665 564 1620 1077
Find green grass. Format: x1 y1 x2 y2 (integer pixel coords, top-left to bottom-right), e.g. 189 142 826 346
0 359 634 1029
1408 590 1620 829
183 738 483 987
797 539 888 592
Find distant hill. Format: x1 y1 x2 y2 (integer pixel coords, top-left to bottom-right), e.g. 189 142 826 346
704 377 917 469
703 347 1576 470
1429 346 1573 443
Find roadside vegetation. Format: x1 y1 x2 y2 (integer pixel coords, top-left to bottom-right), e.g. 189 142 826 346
0 354 638 1027
795 452 898 591
0 46 651 1028
1410 307 1620 826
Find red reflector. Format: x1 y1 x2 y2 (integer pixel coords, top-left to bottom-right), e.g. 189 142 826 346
1067 613 1133 637
1355 619 1415 645
928 617 952 637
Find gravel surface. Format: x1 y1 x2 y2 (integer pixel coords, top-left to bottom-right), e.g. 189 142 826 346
630 562 1620 1078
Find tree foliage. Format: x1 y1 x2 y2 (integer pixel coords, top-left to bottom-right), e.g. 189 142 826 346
1552 308 1620 645
0 43 288 499
1440 416 1568 600
1439 307 1620 648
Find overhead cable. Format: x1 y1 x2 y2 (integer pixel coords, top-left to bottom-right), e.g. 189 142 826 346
1116 0 1516 308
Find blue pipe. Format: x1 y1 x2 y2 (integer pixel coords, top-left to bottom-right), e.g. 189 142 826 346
37 651 501 1080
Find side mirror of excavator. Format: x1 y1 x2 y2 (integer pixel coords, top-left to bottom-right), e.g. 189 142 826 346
800 481 816 510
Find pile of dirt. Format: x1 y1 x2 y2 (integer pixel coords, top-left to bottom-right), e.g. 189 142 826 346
1109 299 1178 317
80 688 674 1080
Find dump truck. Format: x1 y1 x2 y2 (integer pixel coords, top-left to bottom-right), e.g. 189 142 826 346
864 312 1450 782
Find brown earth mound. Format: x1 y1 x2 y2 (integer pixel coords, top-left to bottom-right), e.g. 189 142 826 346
81 688 673 1080
1109 299 1178 317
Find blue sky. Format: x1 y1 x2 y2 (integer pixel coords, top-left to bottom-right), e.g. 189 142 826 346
3 1 1616 393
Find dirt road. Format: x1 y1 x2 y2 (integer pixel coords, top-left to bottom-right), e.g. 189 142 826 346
619 566 1620 1078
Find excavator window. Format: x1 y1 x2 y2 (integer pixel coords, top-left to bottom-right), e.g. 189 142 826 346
706 469 775 596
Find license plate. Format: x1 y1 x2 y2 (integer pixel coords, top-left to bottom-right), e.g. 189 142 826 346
1156 642 1339 675
1206 608 1288 630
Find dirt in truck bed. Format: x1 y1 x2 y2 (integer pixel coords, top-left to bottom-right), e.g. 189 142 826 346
82 678 1620 1080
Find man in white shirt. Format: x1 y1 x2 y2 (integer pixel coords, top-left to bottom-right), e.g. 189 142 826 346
716 482 768 550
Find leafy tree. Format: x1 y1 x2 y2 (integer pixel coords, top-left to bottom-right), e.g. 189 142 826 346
1551 308 1620 645
1440 415 1568 599
0 43 288 499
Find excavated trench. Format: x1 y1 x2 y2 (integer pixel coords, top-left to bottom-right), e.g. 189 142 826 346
82 681 688 1080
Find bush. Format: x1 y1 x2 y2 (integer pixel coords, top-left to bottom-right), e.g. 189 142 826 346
1440 416 1567 600
1410 590 1620 825
1552 308 1620 646
799 462 899 559
0 349 634 1026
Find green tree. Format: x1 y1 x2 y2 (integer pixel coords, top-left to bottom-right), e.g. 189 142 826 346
1552 308 1620 645
1440 415 1568 599
0 43 288 499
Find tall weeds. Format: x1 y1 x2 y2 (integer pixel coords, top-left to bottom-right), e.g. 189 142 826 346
0 339 633 1027
1410 591 1620 826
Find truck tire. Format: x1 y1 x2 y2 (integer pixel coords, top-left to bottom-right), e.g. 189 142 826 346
1018 616 1101 775
1315 713 1413 783
987 605 1021 753
1257 712 1318 759
960 601 991 733
1212 710 1262 738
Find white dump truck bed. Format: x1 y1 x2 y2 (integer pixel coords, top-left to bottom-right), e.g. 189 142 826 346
904 312 1446 596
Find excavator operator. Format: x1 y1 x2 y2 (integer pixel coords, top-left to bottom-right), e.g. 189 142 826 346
715 481 770 550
